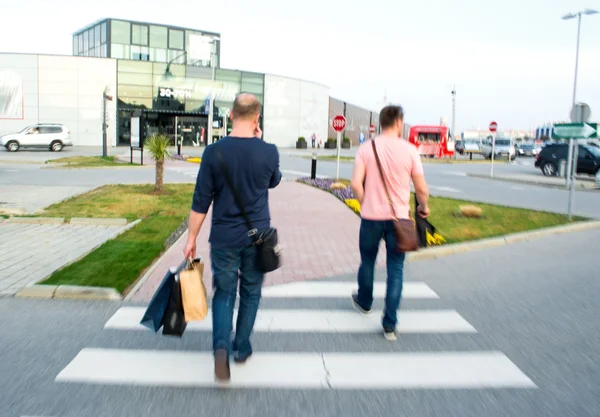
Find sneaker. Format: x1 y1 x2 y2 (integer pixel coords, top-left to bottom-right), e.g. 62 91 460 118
214 349 231 382
233 352 252 364
351 293 372 315
383 326 398 341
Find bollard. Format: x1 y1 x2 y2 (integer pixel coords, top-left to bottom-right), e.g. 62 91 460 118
559 160 567 178
311 152 317 180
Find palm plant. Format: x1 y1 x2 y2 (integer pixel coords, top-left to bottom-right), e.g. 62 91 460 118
145 134 172 193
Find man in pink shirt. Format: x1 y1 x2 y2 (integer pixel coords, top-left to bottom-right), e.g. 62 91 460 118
350 105 430 341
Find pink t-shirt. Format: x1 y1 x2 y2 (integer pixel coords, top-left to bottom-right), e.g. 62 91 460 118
355 136 424 220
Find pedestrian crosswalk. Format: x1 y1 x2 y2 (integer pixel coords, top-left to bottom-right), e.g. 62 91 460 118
54 279 537 390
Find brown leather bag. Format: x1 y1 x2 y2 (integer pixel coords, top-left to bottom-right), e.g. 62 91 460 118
371 140 419 253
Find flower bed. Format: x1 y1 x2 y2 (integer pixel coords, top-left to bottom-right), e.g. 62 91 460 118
297 178 361 214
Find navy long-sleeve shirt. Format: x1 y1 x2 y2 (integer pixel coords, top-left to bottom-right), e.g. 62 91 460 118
191 136 282 249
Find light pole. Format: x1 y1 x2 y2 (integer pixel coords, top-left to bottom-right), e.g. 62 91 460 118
562 8 598 187
451 86 456 159
207 37 220 145
102 87 113 158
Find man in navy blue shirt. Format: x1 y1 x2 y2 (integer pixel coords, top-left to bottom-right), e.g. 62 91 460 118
184 93 282 383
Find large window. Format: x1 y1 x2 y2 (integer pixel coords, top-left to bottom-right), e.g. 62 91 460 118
169 29 184 49
112 20 131 44
132 24 148 46
150 25 168 48
94 25 101 47
100 22 107 44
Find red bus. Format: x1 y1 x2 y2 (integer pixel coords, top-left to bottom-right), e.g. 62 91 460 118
408 125 455 158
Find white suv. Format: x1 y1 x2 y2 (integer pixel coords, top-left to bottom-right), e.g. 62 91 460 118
1 124 72 152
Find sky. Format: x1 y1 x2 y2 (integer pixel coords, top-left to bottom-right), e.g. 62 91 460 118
1 0 599 133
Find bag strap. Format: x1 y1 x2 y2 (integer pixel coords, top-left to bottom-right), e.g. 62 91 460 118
215 150 258 237
371 140 398 220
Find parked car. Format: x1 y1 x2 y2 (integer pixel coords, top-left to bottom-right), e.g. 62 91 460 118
481 137 516 160
534 143 600 176
0 124 72 152
517 144 535 157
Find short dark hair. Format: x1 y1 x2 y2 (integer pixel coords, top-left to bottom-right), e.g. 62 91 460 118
232 93 261 120
379 105 404 129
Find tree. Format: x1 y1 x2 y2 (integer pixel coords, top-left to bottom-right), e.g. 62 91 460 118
145 134 171 193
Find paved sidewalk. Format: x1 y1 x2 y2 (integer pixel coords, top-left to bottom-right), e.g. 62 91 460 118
0 221 131 295
0 184 92 214
130 181 385 301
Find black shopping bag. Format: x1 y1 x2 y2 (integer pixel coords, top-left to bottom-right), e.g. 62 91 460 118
414 194 446 248
162 276 187 337
140 259 188 332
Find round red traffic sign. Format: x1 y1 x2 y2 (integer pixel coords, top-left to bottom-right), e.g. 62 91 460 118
369 124 376 133
489 121 498 132
332 115 347 132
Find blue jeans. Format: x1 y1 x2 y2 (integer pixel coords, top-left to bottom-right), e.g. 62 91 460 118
355 219 406 329
211 245 264 359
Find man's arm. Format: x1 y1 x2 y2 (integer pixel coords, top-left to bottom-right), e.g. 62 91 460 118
350 151 366 203
269 145 282 189
184 149 214 258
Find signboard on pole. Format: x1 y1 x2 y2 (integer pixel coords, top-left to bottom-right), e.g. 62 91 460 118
369 124 376 134
332 115 346 180
552 123 598 139
332 115 347 132
489 121 498 178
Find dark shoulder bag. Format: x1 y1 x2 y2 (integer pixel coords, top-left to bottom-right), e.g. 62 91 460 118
371 140 419 253
216 151 281 273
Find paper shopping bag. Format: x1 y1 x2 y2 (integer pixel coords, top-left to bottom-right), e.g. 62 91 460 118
179 258 208 321
162 276 187 337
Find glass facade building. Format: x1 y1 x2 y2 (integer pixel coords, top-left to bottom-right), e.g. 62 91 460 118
73 19 264 146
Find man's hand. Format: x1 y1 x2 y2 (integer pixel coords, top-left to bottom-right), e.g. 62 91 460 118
254 125 263 139
183 238 197 260
417 204 430 218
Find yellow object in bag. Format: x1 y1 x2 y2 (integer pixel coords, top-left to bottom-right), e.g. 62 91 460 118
179 258 208 322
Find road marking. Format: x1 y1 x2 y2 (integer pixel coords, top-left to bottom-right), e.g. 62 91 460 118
430 185 462 193
281 170 328 178
105 307 476 333
261 281 439 298
55 348 536 389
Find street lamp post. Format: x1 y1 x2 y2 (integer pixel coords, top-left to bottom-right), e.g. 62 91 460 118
562 9 598 187
451 86 456 159
207 38 220 145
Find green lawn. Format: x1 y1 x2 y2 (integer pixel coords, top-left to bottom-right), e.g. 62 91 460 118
45 156 138 168
40 184 194 293
410 195 583 244
299 178 585 245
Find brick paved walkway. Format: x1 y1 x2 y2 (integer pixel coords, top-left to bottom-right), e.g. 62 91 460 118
0 221 130 295
129 181 386 302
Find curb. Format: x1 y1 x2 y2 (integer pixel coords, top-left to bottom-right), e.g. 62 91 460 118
406 220 600 262
6 217 65 224
15 284 121 300
69 217 129 226
467 173 598 191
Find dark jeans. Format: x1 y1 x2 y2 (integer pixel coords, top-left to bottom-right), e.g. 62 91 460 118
355 219 406 329
211 245 264 359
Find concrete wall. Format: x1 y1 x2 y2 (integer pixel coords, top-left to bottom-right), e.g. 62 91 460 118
0 53 117 146
328 97 380 146
263 74 329 148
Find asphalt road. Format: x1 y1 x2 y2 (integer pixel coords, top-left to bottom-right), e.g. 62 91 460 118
1 146 599 218
1 228 599 417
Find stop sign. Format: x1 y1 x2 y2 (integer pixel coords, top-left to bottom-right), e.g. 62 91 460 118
489 121 498 132
332 115 346 132
369 124 376 133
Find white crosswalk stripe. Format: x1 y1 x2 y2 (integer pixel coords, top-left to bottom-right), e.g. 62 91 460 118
54 279 537 390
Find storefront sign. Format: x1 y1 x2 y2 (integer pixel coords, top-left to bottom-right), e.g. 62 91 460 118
130 116 140 148
159 87 192 99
